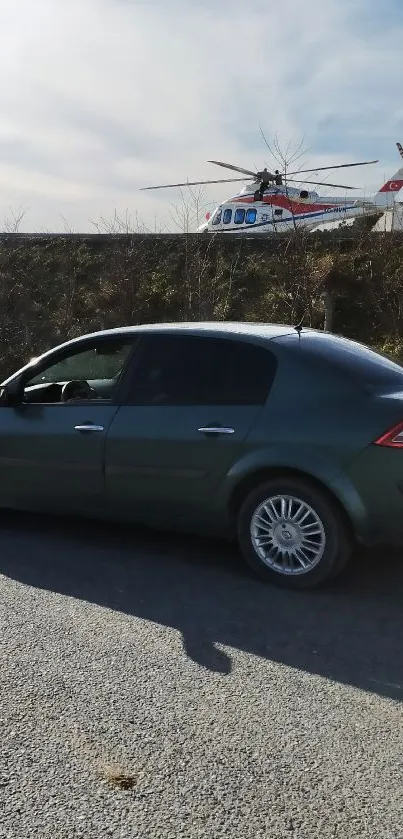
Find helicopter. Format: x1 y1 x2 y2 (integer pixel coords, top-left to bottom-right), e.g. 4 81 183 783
140 145 403 234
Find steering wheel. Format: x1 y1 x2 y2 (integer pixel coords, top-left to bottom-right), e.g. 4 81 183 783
61 380 97 402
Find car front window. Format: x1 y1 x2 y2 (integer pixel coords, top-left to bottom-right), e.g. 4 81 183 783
28 344 132 386
22 339 135 404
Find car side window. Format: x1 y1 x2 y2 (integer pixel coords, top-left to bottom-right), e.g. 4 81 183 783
23 339 134 404
127 335 277 406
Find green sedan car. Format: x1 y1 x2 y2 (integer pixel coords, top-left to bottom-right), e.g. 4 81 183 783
1 321 403 589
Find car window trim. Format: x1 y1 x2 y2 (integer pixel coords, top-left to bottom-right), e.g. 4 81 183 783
117 333 154 405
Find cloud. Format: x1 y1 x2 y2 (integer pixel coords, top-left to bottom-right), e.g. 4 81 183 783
0 0 401 231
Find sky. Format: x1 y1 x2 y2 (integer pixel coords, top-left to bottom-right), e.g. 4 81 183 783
0 0 402 233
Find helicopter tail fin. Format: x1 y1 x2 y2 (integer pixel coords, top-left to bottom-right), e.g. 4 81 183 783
377 167 403 195
374 159 403 206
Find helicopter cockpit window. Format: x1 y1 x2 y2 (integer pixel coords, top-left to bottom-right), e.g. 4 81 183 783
223 209 232 224
245 208 257 225
212 210 222 226
234 208 245 225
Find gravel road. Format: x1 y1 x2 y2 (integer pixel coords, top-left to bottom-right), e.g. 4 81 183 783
0 511 402 839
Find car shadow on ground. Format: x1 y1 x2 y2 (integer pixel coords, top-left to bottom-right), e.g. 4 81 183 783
0 510 402 701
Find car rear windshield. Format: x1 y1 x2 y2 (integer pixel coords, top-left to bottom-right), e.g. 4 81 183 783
298 333 403 387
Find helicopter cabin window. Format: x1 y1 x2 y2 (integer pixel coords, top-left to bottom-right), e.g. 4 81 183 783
212 209 222 226
274 209 283 216
245 208 257 225
234 208 245 225
223 209 232 224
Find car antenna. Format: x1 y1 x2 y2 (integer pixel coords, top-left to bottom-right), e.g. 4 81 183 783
294 315 305 335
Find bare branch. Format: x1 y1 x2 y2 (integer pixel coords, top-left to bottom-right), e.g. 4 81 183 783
170 185 211 233
259 126 282 169
59 214 74 234
90 208 166 235
3 206 28 233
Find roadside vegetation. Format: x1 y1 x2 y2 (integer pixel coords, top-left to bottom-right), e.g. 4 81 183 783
0 225 402 378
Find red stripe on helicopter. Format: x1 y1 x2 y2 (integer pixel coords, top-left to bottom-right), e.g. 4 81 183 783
230 193 337 215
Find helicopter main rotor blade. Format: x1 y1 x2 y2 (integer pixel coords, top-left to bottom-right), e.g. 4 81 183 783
286 178 357 190
287 160 378 176
140 177 255 191
208 160 259 178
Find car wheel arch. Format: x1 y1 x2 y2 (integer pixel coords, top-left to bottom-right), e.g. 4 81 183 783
228 466 356 540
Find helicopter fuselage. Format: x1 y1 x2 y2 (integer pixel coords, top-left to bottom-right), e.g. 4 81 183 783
198 183 394 234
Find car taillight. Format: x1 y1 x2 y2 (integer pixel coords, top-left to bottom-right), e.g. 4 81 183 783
374 421 403 448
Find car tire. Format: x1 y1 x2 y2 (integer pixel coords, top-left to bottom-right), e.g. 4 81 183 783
237 477 352 590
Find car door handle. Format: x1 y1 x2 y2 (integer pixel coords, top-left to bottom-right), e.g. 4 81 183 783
197 426 235 435
74 424 104 433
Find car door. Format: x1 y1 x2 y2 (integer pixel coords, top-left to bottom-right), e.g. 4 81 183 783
104 333 277 527
0 335 136 513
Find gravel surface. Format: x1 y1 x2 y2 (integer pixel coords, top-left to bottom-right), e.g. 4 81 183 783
0 511 402 839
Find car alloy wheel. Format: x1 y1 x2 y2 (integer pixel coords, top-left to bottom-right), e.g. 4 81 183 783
237 477 352 589
250 494 326 576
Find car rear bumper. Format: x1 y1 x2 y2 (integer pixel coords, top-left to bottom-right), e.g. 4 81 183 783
340 445 403 547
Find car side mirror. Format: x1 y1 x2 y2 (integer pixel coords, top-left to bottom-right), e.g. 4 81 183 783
0 387 11 407
0 381 23 407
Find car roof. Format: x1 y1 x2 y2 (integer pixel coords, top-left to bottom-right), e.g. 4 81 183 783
276 329 403 384
2 322 303 383
12 322 365 375
66 322 301 343
7 321 402 388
